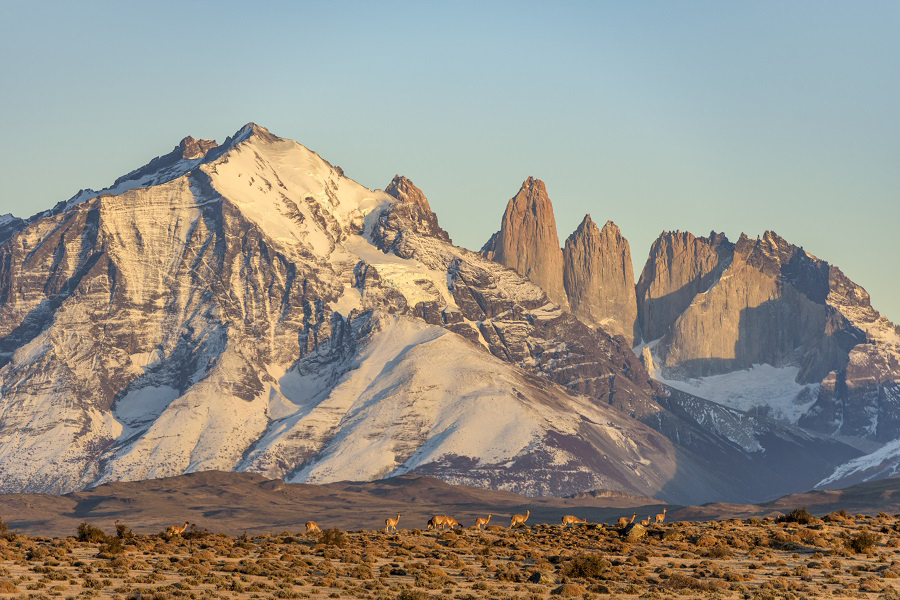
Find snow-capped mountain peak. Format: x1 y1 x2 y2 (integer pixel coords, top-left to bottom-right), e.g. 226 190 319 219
0 122 878 505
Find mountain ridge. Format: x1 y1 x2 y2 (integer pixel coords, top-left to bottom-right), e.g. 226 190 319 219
0 122 891 505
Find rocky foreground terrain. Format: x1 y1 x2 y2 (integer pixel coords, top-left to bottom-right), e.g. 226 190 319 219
0 509 898 598
0 464 896 598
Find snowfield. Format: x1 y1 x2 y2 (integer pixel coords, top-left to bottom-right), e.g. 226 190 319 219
653 363 819 425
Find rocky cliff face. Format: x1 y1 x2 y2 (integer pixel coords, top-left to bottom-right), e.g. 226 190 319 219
640 229 900 444
563 216 638 345
481 177 569 309
635 231 732 344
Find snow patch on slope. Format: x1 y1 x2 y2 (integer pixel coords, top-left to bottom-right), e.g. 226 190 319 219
653 362 818 425
203 129 392 256
239 315 635 487
818 438 900 487
344 235 458 308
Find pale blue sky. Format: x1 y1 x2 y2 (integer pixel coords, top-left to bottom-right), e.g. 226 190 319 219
1 1 898 321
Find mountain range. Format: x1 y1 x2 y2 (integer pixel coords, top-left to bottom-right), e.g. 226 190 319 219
0 123 896 504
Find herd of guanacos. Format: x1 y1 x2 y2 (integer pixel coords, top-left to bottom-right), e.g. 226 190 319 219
160 508 668 538
298 507 668 535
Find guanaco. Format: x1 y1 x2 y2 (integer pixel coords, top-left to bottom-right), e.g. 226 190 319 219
427 516 445 530
616 513 637 528
510 509 530 528
165 522 190 537
385 514 401 532
305 521 321 534
475 514 493 529
561 515 587 527
654 508 667 524
640 515 651 526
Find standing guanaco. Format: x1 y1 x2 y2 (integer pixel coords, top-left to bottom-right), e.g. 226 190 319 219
475 514 493 529
385 514 401 532
654 508 667 524
510 510 530 528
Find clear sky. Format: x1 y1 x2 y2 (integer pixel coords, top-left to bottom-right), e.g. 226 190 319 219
1 1 898 321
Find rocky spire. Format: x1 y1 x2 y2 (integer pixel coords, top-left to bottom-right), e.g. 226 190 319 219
563 216 638 344
481 177 568 308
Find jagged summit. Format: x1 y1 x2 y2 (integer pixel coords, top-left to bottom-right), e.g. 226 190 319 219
563 214 637 344
384 175 432 212
377 175 450 246
0 128 721 501
177 135 217 160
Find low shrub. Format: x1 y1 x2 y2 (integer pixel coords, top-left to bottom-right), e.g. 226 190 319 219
776 508 816 525
98 537 125 556
319 528 347 548
76 523 108 543
115 522 134 539
561 554 610 578
847 531 879 553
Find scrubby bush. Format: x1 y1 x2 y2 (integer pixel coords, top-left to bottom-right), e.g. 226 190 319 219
76 523 108 543
98 536 125 556
561 554 610 578
847 531 879 553
823 509 850 522
705 544 731 558
776 508 816 525
319 528 347 548
183 526 212 540
115 522 134 540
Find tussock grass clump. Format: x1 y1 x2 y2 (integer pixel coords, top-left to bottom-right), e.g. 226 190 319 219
552 582 587 596
98 536 125 557
704 544 732 559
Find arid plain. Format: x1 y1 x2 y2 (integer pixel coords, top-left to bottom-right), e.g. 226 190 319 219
0 473 898 598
